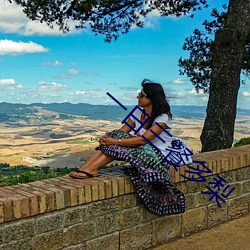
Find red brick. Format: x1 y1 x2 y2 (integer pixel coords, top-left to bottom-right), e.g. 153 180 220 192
81 179 101 201
3 187 31 218
179 166 186 182
47 187 65 210
100 178 112 198
182 165 189 180
56 178 85 205
112 179 119 197
91 183 99 201
20 196 30 218
26 183 57 212
115 176 125 195
12 197 22 220
0 187 16 198
19 183 32 188
0 200 4 223
18 185 50 213
174 167 180 183
98 181 105 200
169 166 176 183
29 180 48 187
206 161 213 176
124 177 131 194
82 184 92 203
30 195 38 216
61 185 78 206
99 174 119 197
130 183 136 193
18 187 40 216
44 190 56 211
0 198 12 222
52 186 70 208
32 191 47 214
10 189 38 216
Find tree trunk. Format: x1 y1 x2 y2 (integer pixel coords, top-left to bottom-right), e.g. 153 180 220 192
200 0 250 152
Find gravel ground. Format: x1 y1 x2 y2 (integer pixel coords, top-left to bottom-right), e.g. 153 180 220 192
151 213 250 250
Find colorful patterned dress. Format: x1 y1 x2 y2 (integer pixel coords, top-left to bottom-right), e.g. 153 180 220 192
96 129 185 216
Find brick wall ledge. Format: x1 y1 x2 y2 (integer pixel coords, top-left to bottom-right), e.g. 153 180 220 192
0 145 250 224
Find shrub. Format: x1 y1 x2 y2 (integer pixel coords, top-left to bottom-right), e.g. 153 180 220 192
234 137 250 147
0 165 78 187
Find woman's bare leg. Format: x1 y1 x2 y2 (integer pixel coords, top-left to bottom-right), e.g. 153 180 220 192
81 150 103 168
70 149 116 178
81 153 116 174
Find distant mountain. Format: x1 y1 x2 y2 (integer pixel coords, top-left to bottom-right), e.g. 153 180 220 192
0 102 249 124
0 113 9 122
30 102 129 121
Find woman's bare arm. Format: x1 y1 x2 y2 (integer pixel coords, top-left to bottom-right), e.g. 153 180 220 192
99 118 134 143
100 122 168 147
118 118 135 133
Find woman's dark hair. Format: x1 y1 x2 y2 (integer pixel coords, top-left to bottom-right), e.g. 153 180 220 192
141 79 172 129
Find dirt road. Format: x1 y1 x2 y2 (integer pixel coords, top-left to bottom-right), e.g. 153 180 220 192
151 213 250 250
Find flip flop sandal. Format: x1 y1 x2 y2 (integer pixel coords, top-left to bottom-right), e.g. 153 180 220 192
69 169 100 179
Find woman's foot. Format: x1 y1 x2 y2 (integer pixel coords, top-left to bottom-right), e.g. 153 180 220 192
69 168 99 179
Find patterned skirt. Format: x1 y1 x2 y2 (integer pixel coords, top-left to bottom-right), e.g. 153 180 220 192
96 130 185 216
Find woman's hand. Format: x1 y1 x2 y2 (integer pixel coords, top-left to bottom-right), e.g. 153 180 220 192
98 136 117 147
99 134 108 141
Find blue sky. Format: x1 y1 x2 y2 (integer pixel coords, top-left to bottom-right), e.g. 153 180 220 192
0 0 249 108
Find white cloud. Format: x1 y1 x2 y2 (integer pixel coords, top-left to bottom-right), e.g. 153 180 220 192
75 91 86 95
172 79 185 84
0 78 16 85
175 91 186 97
0 0 82 36
188 89 206 95
189 89 197 94
17 84 24 89
120 86 137 91
131 6 161 30
0 1 27 33
43 60 63 66
75 88 108 98
38 81 68 91
68 69 80 76
0 39 48 55
165 88 209 106
144 9 161 29
0 78 24 91
94 87 107 91
243 91 250 97
52 74 68 79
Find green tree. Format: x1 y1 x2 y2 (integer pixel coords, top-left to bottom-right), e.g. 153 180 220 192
179 6 250 92
8 0 208 42
8 0 250 152
179 2 250 152
200 0 250 152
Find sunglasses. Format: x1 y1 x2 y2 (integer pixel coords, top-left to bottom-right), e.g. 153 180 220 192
138 92 146 98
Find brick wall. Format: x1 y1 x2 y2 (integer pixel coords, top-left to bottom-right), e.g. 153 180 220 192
0 145 249 250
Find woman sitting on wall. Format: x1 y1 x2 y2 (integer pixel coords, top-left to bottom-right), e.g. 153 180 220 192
69 79 192 215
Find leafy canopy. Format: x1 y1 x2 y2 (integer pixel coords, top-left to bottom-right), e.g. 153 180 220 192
179 5 250 92
9 0 208 42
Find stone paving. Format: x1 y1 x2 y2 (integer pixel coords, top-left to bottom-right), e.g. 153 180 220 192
151 213 250 250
